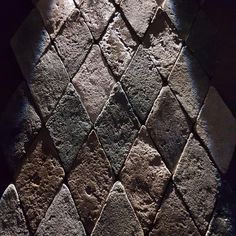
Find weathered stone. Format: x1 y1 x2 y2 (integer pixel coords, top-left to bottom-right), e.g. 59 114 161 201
95 83 140 174
146 86 191 172
99 13 138 77
0 184 29 236
75 0 115 40
36 0 75 38
15 130 65 233
143 8 182 78
27 45 69 120
121 45 162 122
35 184 86 236
0 83 41 169
168 46 209 121
68 130 114 234
54 9 93 78
150 184 200 236
195 87 236 173
46 83 92 172
120 126 171 233
91 182 144 236
173 134 220 234
72 45 115 123
120 0 157 37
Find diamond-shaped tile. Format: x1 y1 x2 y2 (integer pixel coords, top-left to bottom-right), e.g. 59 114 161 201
72 45 115 123
54 9 93 79
146 86 191 172
68 130 114 234
120 126 171 233
95 83 140 174
99 13 138 77
121 45 162 122
46 83 92 172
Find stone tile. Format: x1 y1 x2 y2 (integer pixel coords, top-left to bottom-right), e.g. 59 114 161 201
27 45 69 121
99 13 138 77
36 0 75 38
91 182 144 236
0 83 41 169
168 46 209 121
95 83 140 174
146 86 191 172
35 184 86 236
72 45 115 123
195 87 236 173
143 8 182 79
54 9 93 79
0 184 29 236
173 134 220 234
15 129 65 233
120 0 157 37
68 130 114 234
46 83 92 172
120 126 171 233
150 184 200 236
11 9 50 79
75 0 115 40
121 45 162 122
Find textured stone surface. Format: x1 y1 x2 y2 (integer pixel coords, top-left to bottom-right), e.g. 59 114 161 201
120 0 157 37
73 45 115 123
150 184 200 236
46 83 92 172
11 9 50 78
121 45 162 122
100 13 138 77
120 126 171 232
143 9 182 78
91 182 144 236
146 86 191 172
75 0 115 40
36 0 75 38
15 130 65 233
95 83 140 174
27 45 69 120
54 9 93 78
173 134 220 234
168 46 209 120
195 87 236 173
68 130 114 234
35 184 86 236
0 184 29 236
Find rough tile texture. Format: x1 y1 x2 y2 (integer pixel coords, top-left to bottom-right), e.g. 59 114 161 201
120 126 171 233
91 182 144 236
195 87 236 173
68 130 114 234
100 13 138 77
35 184 86 236
15 130 65 233
95 83 140 174
73 45 115 123
173 134 220 234
0 184 29 236
146 86 191 172
46 83 92 172
121 45 162 122
54 9 93 78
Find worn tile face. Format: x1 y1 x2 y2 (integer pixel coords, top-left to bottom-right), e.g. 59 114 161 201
95 83 140 175
120 126 171 233
46 83 92 172
68 130 114 234
54 9 93 79
72 45 115 123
